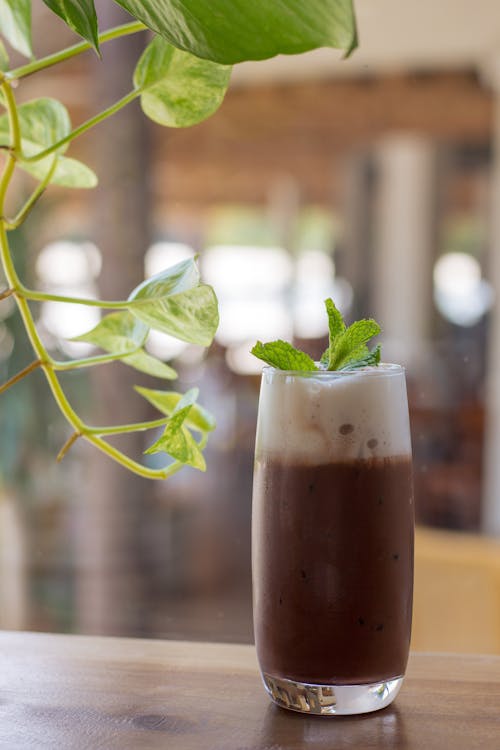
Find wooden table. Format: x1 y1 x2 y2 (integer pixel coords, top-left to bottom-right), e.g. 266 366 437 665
1 632 499 749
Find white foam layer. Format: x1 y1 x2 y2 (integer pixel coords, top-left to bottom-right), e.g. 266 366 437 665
255 364 411 463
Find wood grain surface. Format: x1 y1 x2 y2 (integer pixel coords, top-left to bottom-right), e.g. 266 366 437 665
0 632 499 749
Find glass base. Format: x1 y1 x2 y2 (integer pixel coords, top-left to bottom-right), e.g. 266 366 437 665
262 673 404 716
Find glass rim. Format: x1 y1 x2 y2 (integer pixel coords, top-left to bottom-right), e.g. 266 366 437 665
261 362 405 379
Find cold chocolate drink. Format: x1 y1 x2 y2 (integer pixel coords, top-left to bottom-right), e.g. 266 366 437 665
252 364 414 715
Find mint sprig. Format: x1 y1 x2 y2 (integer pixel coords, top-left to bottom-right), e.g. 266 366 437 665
251 340 317 371
251 299 381 372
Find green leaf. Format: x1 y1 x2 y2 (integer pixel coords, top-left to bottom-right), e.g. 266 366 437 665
328 319 381 370
135 385 215 432
114 0 357 65
0 0 32 58
134 36 231 127
0 98 71 153
42 0 100 53
325 298 345 345
128 259 219 346
72 311 178 377
0 39 9 70
144 388 207 470
122 349 177 379
130 256 200 297
252 297 382 373
20 149 98 188
321 297 346 368
0 98 98 189
340 344 381 371
251 340 317 371
72 311 148 353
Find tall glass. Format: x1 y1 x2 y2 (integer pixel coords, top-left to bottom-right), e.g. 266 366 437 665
252 364 414 716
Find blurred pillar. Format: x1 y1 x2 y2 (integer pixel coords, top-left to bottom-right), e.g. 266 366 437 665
373 135 436 365
482 60 500 535
267 175 301 251
337 150 375 320
75 3 152 635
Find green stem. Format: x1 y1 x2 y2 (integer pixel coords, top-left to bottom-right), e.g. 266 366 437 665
0 359 42 395
51 350 141 370
5 157 57 230
84 433 184 480
56 431 81 462
9 22 147 80
22 90 139 163
0 78 179 480
18 286 131 309
87 416 172 435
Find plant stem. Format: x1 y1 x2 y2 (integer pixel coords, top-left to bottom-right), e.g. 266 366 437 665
18 287 131 308
0 288 13 300
0 78 180 480
23 90 139 163
5 158 57 230
84 432 185 479
0 359 42 395
87 416 171 435
56 431 81 462
51 351 142 370
9 22 147 80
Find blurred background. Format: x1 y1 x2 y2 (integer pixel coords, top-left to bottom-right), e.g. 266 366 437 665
1 0 500 654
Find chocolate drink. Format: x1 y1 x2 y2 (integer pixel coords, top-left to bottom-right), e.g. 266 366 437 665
252 364 414 713
253 455 414 685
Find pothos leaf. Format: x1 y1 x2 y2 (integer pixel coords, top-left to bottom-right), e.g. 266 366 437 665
72 311 177 379
18 145 98 188
134 36 231 127
0 98 98 188
3 98 72 153
114 0 357 65
42 0 100 53
0 0 32 58
72 311 148 352
122 349 177 379
128 258 219 346
135 385 215 432
144 388 207 470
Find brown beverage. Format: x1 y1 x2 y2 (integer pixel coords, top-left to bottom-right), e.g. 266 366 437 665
253 455 413 685
252 364 414 715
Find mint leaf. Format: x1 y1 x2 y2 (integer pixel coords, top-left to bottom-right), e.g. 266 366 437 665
328 318 381 370
321 298 346 367
326 298 345 343
251 340 317 371
251 298 382 373
340 344 381 371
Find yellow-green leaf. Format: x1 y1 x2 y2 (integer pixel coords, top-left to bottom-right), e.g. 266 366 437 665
134 37 231 127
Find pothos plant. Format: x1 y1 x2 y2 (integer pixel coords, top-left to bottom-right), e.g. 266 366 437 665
0 0 357 480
